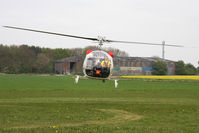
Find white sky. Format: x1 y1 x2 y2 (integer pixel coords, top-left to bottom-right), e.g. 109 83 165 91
0 0 199 66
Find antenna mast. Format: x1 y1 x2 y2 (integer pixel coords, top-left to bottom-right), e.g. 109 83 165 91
162 41 165 59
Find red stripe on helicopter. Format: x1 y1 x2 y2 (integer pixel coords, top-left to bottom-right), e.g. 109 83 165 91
108 51 114 58
86 49 92 55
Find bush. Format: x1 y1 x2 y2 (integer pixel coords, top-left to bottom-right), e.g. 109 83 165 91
152 60 168 75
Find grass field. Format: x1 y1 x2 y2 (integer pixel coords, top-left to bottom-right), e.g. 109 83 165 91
0 74 199 133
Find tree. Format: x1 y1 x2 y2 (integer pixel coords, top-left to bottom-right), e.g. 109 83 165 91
71 48 83 56
197 61 199 74
35 53 50 73
17 45 36 73
54 48 71 59
185 63 197 75
83 46 100 55
103 47 129 57
0 45 10 72
152 60 168 75
175 60 197 75
82 46 129 57
175 60 186 75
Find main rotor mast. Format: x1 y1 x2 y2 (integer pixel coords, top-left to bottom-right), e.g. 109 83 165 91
97 36 107 47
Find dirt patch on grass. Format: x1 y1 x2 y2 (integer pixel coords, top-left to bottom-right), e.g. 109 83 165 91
8 109 143 129
58 109 143 127
97 109 143 123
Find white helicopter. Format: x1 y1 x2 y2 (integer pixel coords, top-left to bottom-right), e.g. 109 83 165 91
3 26 183 88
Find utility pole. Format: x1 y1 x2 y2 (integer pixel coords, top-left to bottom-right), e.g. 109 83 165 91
162 41 165 59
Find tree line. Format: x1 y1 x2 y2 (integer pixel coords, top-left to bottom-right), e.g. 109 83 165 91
1 44 198 75
0 44 128 74
152 60 199 75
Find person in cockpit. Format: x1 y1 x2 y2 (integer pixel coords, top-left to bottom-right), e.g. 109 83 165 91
100 56 111 78
101 56 111 68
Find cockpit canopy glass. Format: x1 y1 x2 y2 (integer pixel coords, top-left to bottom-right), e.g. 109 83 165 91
83 51 113 78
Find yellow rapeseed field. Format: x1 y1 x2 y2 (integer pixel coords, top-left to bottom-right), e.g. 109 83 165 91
122 75 199 80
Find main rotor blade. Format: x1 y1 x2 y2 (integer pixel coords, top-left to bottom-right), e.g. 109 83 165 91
3 26 98 41
106 40 184 47
3 25 185 48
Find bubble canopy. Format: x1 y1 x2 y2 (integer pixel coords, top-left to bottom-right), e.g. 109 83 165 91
83 50 113 78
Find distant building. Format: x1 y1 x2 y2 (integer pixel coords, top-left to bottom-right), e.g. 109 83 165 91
55 56 176 75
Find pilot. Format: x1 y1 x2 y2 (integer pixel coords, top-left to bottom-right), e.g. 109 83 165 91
100 56 111 78
101 56 111 68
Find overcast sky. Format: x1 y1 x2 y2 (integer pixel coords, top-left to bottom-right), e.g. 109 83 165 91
1 0 199 66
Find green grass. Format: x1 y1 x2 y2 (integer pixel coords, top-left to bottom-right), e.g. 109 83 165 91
0 74 199 133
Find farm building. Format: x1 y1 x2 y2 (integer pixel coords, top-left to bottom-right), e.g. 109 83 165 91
55 56 176 75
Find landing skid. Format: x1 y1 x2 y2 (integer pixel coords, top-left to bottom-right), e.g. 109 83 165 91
74 75 118 88
114 80 118 88
74 75 79 84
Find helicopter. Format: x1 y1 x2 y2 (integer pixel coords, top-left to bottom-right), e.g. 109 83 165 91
3 26 184 87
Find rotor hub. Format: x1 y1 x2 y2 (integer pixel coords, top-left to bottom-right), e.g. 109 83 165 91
97 36 107 46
